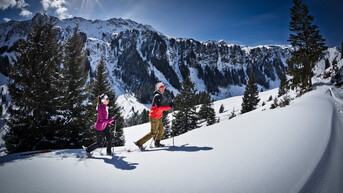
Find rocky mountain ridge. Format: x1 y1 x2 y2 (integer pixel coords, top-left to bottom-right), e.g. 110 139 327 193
0 13 341 103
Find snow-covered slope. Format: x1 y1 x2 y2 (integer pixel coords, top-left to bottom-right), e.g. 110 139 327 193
117 93 149 119
0 84 342 193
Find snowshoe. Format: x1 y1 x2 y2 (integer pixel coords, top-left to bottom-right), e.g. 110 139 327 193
155 140 165 147
128 142 146 152
107 152 115 157
134 141 146 151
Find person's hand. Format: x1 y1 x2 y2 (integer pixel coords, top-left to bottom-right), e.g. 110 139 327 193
169 100 174 108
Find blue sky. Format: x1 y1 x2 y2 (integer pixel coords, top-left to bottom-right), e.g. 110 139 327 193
0 0 341 47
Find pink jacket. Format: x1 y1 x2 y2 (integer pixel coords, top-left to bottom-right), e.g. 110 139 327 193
95 104 114 131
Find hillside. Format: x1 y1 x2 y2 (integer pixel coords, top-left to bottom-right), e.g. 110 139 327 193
0 84 342 193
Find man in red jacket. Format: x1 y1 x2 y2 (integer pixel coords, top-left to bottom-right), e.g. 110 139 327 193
135 82 173 149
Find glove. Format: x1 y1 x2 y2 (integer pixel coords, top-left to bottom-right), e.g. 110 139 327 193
169 101 174 108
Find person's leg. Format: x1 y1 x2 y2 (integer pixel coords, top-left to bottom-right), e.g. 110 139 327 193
86 130 103 153
104 127 113 154
136 117 158 146
155 119 165 147
155 118 164 141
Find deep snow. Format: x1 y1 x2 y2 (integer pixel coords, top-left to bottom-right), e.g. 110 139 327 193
0 84 342 193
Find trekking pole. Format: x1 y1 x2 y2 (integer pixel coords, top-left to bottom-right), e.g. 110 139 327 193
171 108 174 147
112 119 116 154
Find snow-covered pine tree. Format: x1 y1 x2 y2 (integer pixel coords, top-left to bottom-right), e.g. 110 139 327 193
287 0 327 90
194 91 210 106
229 108 236 119
219 104 224 113
332 58 338 73
140 109 149 124
270 98 279 109
126 107 140 126
241 71 260 114
162 110 171 139
61 24 89 148
198 92 216 126
324 58 330 70
172 76 198 135
85 56 125 146
1 87 6 104
278 71 288 97
4 14 65 153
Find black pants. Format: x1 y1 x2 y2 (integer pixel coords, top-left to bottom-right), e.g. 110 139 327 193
86 127 113 154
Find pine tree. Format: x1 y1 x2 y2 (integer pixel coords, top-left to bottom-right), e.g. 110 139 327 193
219 104 224 113
324 58 330 70
241 71 260 114
287 0 327 90
270 98 279 109
61 24 89 148
198 92 216 126
4 14 65 153
194 91 210 106
85 57 125 146
140 109 149 124
172 76 198 135
268 95 273 102
162 111 171 139
332 58 338 73
278 71 288 97
229 108 236 119
1 87 6 104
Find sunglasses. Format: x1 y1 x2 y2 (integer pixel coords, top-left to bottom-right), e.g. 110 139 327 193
101 95 109 102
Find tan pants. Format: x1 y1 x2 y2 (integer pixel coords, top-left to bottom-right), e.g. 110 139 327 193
137 117 164 146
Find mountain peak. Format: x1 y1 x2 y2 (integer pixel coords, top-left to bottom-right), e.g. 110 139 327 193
31 12 58 22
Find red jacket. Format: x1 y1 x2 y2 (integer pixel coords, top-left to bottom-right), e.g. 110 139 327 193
149 91 171 119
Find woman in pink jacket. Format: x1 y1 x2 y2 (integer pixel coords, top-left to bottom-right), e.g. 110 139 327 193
85 94 115 156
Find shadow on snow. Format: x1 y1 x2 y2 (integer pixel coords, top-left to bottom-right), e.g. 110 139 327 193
144 144 213 152
83 155 139 170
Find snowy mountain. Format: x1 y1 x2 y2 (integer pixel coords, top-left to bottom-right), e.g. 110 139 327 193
0 13 291 101
0 13 342 118
0 83 342 193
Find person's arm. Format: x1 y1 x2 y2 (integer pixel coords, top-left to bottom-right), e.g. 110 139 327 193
154 95 171 111
97 106 114 125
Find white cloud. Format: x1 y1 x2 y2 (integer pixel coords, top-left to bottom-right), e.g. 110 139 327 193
41 0 51 11
16 0 28 8
3 17 11 22
19 8 32 17
0 0 17 10
0 0 28 9
0 0 32 17
40 0 72 19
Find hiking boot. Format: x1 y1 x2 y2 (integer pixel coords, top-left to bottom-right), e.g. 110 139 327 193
155 140 165 147
107 152 115 156
82 145 91 154
134 141 145 150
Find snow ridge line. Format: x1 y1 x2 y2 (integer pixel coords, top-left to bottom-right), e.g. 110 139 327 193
299 87 343 193
329 87 343 104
